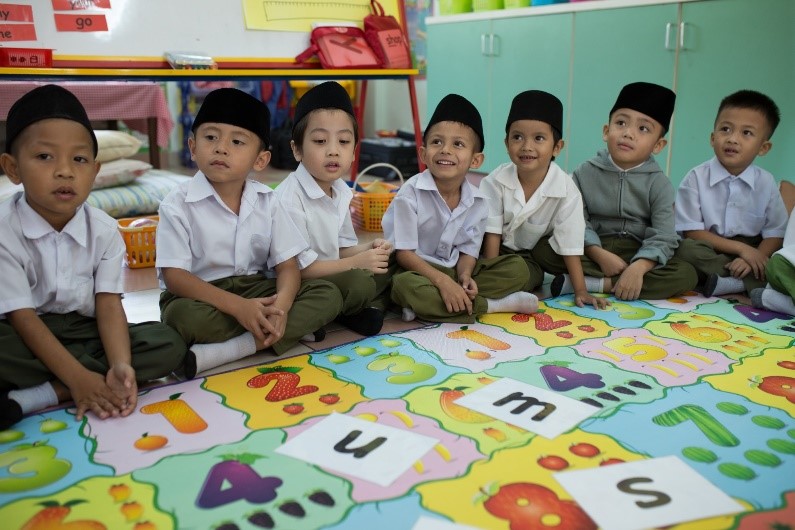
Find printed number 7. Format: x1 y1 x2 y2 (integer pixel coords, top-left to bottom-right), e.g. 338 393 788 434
652 404 739 447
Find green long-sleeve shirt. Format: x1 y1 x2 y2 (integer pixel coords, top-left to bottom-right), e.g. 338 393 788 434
571 149 679 266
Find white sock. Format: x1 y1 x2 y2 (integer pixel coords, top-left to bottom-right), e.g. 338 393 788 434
8 382 58 414
761 288 795 316
711 275 745 296
486 292 539 314
402 307 416 322
191 332 257 375
552 274 603 296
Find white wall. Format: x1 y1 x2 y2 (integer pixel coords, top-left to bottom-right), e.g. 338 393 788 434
362 79 428 138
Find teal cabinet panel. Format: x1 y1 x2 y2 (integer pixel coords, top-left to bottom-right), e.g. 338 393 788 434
669 0 795 186
484 14 573 172
567 4 679 173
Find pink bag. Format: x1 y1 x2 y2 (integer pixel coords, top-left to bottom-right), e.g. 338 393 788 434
364 0 412 69
295 26 381 69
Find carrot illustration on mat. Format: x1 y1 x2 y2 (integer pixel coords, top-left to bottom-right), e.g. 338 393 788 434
446 326 510 350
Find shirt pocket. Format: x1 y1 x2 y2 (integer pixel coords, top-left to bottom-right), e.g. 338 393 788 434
743 212 766 235
250 234 273 269
514 222 548 249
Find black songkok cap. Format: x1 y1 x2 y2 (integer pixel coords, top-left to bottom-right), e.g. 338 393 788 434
506 90 564 137
192 88 271 147
292 81 355 134
5 84 97 156
425 93 484 151
610 81 676 133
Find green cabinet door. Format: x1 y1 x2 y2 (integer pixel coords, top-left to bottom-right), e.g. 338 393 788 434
670 0 795 187
483 13 573 173
426 18 492 160
567 4 679 174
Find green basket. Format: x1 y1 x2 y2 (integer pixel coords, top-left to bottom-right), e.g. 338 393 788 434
439 0 473 14
473 0 504 10
504 0 531 7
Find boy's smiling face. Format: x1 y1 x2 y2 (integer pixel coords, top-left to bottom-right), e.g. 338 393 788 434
710 106 772 176
421 121 484 185
603 108 667 170
505 119 564 181
0 118 99 231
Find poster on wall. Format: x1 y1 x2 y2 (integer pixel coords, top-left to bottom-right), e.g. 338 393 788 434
406 0 431 76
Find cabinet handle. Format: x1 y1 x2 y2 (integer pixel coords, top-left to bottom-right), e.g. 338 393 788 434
490 34 499 57
664 22 674 50
679 22 689 50
481 34 488 56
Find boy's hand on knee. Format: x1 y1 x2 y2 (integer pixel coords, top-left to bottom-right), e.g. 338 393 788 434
438 276 473 314
594 250 628 277
612 266 644 301
106 363 138 417
459 276 478 300
735 248 768 280
72 371 128 421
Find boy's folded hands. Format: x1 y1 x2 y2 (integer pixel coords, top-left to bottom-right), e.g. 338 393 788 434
233 295 284 345
72 369 133 421
106 362 138 417
353 247 391 274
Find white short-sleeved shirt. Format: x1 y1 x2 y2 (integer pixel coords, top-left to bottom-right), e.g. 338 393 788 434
274 163 358 269
156 171 308 287
480 161 585 255
381 170 487 268
675 157 788 239
0 192 125 318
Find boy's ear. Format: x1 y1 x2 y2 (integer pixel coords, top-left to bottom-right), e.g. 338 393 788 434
602 124 610 142
757 140 772 157
289 140 302 162
187 136 197 161
470 152 485 169
652 136 667 155
0 153 20 185
553 139 565 157
419 145 429 167
253 149 271 171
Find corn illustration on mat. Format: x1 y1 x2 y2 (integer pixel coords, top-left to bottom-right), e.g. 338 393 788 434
1 293 794 529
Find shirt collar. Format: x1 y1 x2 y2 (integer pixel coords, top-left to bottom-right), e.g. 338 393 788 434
185 171 218 202
708 156 756 189
495 162 568 198
295 163 348 200
17 194 88 246
416 169 479 207
185 171 271 207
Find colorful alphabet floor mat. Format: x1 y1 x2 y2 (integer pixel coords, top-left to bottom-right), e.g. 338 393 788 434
2 293 794 530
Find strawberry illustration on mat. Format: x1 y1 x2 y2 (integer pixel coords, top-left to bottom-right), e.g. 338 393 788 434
247 366 319 402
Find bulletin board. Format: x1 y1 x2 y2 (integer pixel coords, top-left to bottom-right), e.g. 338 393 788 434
1 0 405 67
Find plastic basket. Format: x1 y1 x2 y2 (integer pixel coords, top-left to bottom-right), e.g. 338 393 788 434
118 215 159 268
350 163 404 232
